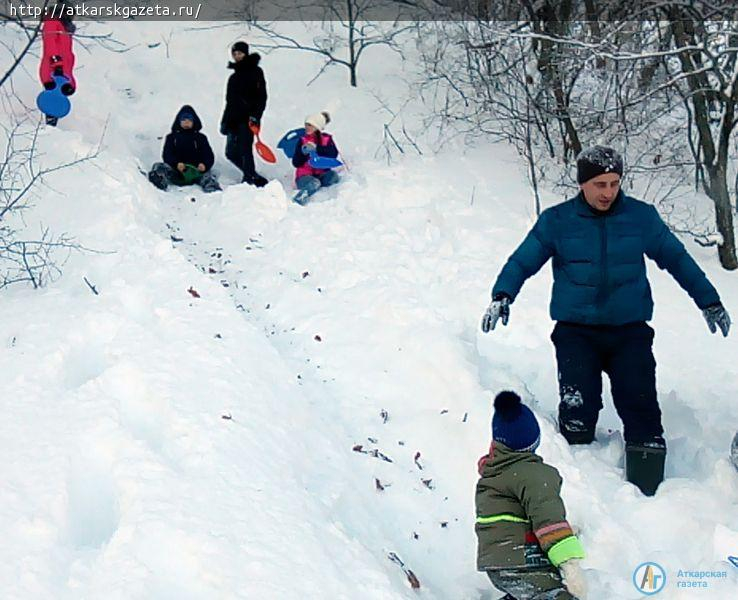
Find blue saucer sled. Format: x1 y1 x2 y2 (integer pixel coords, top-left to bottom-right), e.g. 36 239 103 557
277 127 343 169
277 127 305 159
37 74 72 119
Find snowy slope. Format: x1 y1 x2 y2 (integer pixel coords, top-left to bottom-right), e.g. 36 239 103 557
1 21 737 600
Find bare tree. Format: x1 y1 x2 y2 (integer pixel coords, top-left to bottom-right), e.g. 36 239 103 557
0 225 78 289
538 8 738 269
416 17 593 215
0 108 99 288
248 0 414 87
371 90 423 164
660 13 738 269
417 2 738 268
0 3 130 288
0 0 49 88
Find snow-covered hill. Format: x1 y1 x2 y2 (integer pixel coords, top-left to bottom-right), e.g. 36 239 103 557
1 21 737 600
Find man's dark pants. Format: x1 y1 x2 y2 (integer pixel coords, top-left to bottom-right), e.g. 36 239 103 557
224 122 256 182
551 321 664 444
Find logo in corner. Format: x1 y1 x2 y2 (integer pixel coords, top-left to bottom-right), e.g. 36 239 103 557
633 562 667 595
728 556 738 569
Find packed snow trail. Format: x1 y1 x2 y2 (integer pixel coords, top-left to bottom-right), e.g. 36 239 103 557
1 21 737 600
1 155 450 599
147 154 738 600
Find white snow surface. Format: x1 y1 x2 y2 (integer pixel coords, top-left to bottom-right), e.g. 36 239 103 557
1 21 738 600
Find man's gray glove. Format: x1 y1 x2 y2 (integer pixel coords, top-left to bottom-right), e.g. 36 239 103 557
481 293 511 332
703 303 731 337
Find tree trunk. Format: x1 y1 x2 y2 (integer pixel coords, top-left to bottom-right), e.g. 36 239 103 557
583 0 605 69
524 93 541 215
347 0 357 87
0 17 43 89
670 16 737 269
551 82 582 156
706 167 738 269
535 6 581 157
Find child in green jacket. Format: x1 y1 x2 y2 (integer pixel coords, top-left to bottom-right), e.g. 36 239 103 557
475 391 587 600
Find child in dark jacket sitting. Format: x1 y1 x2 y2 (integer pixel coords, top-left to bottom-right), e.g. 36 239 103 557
149 105 221 193
475 391 587 600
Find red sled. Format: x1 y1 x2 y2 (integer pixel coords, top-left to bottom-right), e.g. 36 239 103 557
39 18 76 96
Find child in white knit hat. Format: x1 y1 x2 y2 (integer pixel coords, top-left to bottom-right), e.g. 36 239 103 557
291 111 341 205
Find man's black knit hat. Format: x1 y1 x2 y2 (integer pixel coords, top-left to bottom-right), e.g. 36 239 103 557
577 146 623 184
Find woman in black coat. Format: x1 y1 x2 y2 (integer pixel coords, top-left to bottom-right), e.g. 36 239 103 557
220 41 268 187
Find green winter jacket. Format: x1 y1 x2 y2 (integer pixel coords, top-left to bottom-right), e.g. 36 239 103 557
475 442 585 571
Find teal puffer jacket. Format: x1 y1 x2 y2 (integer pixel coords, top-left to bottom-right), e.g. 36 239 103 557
492 192 720 325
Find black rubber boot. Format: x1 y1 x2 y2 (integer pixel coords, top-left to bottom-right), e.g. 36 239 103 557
558 417 595 445
148 168 169 191
242 173 268 188
626 438 666 496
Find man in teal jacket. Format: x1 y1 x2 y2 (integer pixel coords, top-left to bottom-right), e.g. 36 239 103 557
481 146 731 496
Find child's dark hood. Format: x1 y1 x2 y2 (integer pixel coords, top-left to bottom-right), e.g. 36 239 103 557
228 53 261 71
171 105 203 132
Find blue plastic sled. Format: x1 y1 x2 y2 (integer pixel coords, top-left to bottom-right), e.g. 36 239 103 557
36 75 72 119
278 127 305 158
309 153 342 169
278 127 343 168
